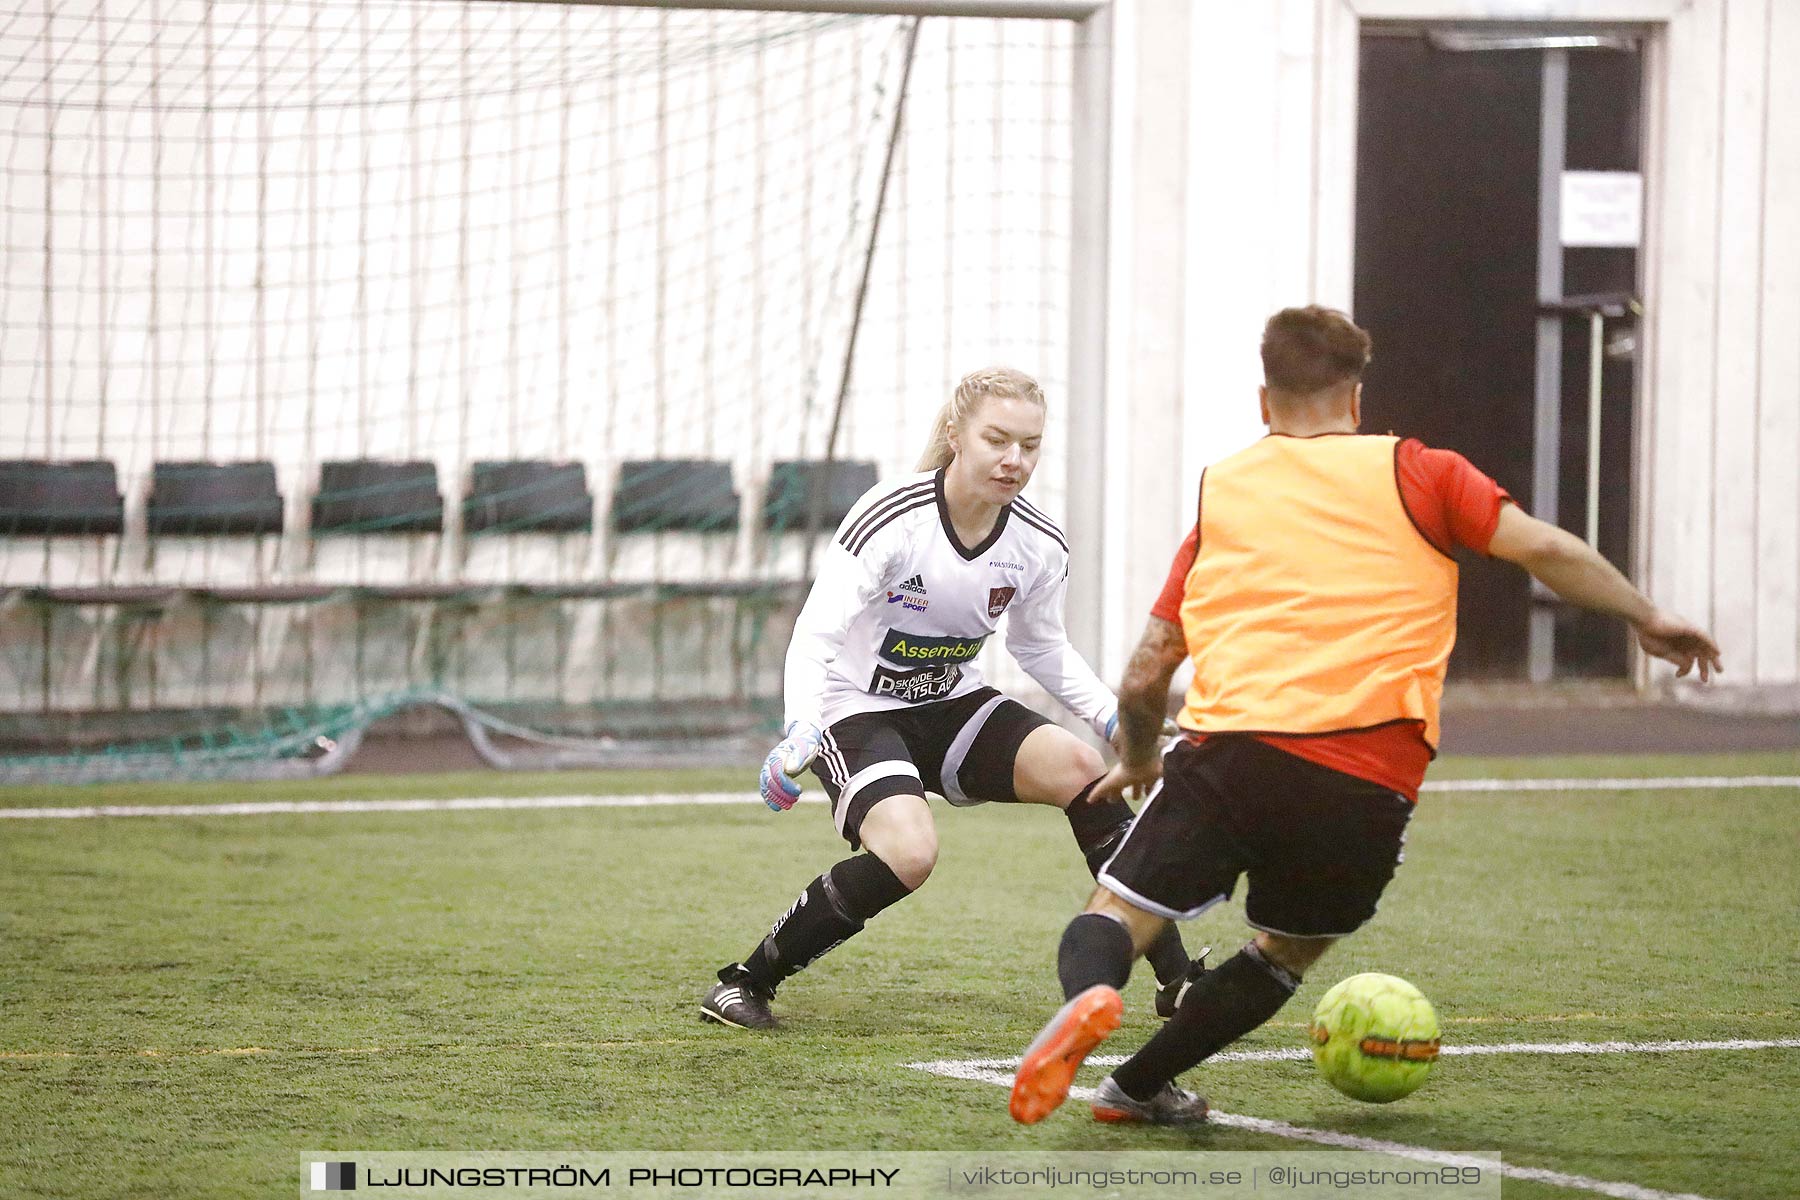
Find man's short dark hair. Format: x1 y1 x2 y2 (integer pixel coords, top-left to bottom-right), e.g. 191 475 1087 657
1261 306 1372 394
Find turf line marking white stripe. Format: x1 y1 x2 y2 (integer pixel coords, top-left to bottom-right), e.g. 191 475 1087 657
2 776 1796 819
907 1038 1800 1200
1421 775 1798 792
906 1036 1800 1072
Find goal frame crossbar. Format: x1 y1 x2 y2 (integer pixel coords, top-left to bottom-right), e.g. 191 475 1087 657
513 1 1106 20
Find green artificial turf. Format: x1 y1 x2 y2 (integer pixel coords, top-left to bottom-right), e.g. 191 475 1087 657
2 755 1796 1198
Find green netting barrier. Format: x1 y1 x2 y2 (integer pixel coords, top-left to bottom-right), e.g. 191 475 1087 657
0 583 799 782
0 689 788 786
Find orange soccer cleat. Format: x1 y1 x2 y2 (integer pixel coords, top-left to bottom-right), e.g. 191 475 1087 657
1008 985 1123 1124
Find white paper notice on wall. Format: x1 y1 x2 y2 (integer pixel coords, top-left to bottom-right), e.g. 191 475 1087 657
1560 171 1643 247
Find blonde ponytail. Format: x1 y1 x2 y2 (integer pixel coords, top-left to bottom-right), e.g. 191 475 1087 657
915 367 1046 472
915 407 956 472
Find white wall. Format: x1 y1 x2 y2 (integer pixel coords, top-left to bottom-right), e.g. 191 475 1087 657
1640 0 1800 699
1099 0 1359 681
1102 0 1799 702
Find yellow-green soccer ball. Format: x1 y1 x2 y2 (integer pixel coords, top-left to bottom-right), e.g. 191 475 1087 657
1308 973 1441 1102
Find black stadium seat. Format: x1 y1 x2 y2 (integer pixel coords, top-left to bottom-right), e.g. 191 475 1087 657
0 460 125 535
610 459 740 532
147 461 284 535
464 460 593 533
762 459 877 531
312 460 443 534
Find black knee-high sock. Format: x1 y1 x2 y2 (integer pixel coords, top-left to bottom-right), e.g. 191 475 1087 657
736 853 912 992
1064 782 1191 987
1108 941 1301 1099
1056 912 1135 999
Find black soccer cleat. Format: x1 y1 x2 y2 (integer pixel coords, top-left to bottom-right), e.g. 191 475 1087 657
1154 947 1211 1019
700 965 776 1030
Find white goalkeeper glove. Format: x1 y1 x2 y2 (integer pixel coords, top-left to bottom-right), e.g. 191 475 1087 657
1102 710 1183 741
760 721 824 812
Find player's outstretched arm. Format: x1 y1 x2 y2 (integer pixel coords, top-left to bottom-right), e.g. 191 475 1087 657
1089 616 1189 803
1001 567 1125 741
770 528 895 810
1486 503 1724 681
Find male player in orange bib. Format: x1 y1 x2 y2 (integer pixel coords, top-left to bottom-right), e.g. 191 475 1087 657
1009 305 1723 1126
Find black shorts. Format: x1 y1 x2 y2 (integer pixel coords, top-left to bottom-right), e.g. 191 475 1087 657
1098 734 1414 938
810 687 1054 849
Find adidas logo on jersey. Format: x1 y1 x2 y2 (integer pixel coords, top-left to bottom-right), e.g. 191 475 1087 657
886 574 928 611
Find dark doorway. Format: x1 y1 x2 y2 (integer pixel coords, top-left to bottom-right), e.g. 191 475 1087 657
1354 32 1642 679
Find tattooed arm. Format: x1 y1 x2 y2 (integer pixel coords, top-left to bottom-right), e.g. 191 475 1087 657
1090 615 1190 802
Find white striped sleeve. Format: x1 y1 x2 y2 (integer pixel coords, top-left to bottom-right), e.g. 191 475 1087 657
1003 559 1117 740
783 537 890 733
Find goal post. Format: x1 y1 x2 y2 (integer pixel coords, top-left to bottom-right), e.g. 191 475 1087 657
0 0 1118 779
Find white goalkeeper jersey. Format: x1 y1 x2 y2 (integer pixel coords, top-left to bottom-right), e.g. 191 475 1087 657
784 469 1117 738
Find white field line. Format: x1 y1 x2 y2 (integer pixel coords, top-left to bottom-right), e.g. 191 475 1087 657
906 1036 1800 1073
907 1038 1800 1200
1 775 1796 819
1421 775 1797 793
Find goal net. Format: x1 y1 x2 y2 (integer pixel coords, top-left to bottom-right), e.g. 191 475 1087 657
0 1 1078 781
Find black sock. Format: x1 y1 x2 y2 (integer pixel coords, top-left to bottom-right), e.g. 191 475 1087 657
1064 782 1191 987
1142 926 1192 990
737 854 912 992
1056 912 1135 999
1109 941 1301 1099
828 851 914 917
